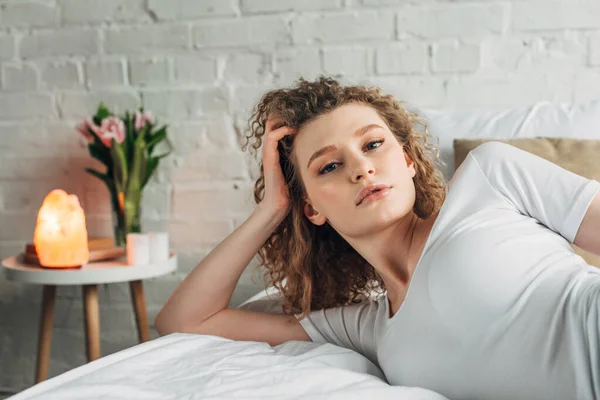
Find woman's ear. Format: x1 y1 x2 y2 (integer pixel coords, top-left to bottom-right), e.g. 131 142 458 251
404 151 416 178
303 201 327 226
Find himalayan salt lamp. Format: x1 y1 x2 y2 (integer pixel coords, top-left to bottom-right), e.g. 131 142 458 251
33 189 89 268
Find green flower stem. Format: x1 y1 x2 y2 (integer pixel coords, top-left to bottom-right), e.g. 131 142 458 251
123 127 147 235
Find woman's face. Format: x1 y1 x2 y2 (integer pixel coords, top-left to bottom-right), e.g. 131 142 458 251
293 103 417 237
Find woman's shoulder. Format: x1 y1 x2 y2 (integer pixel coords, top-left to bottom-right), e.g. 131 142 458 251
451 141 519 186
456 141 507 172
469 140 513 157
467 141 529 172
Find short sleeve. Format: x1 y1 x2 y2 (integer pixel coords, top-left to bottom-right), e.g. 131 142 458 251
469 141 600 243
294 300 380 365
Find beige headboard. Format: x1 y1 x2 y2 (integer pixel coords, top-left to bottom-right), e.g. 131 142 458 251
453 137 600 268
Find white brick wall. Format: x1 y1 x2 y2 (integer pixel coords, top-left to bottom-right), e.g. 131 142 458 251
0 33 14 60
1 0 600 394
431 41 480 73
147 0 239 20
1 63 39 91
40 61 84 89
84 59 126 87
375 42 428 74
397 3 510 39
105 25 190 54
59 0 149 25
21 28 100 58
193 16 290 47
129 58 170 86
293 11 394 43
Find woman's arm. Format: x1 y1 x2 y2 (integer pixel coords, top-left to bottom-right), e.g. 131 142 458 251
154 204 309 346
154 206 286 335
574 193 600 256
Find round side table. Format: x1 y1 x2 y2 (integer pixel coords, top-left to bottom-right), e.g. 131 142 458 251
1 253 177 383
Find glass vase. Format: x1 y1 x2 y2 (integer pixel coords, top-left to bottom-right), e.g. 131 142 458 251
110 189 142 247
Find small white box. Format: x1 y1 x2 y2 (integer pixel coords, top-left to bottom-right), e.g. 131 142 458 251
148 231 170 262
126 233 150 265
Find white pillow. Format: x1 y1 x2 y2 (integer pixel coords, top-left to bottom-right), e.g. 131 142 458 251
415 99 600 180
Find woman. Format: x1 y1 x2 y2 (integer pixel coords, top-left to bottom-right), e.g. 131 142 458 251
155 76 600 400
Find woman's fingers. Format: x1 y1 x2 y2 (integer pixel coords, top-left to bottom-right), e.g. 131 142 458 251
263 119 296 166
259 117 298 214
265 117 285 133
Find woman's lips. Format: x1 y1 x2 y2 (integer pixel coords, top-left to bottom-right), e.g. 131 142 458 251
357 187 391 206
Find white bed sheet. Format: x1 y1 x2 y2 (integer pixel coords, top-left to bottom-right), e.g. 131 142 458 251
9 333 448 400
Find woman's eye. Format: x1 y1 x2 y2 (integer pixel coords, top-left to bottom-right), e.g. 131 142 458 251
318 140 384 175
366 139 384 150
319 163 338 175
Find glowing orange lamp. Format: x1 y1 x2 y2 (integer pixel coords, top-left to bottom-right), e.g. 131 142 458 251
33 189 89 268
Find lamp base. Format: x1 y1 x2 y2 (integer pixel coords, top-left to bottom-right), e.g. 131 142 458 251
24 237 126 267
21 257 85 269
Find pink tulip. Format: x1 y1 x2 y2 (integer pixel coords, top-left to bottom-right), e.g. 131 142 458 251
134 111 153 131
75 122 94 142
97 116 126 148
85 117 102 136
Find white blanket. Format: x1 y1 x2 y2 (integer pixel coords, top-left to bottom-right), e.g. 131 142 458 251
9 333 448 400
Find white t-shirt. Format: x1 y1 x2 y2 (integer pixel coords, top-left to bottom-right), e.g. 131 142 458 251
295 141 600 400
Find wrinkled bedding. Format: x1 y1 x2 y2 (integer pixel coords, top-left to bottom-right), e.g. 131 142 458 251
9 333 448 399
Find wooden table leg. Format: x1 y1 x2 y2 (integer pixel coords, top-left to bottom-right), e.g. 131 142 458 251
82 284 100 362
130 280 151 343
35 285 56 383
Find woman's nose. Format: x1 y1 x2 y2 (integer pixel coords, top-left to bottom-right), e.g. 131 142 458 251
351 158 375 182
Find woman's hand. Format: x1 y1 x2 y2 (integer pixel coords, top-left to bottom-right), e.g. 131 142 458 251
255 116 297 220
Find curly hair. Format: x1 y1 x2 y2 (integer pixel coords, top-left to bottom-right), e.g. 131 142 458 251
241 76 447 319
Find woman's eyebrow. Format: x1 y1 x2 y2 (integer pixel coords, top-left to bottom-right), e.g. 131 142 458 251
306 124 383 169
